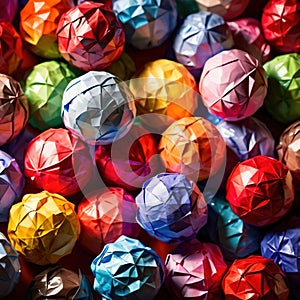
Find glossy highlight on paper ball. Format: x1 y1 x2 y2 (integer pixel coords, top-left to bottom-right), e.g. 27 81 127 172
226 156 294 227
57 1 125 71
7 191 80 265
199 49 268 121
91 235 165 300
136 173 207 244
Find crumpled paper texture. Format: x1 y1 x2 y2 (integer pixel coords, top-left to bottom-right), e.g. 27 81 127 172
25 60 81 131
263 53 300 124
216 117 274 161
24 128 93 197
0 232 20 299
0 21 23 75
136 173 207 244
95 124 163 191
226 156 295 227
222 255 290 300
113 0 177 50
77 187 140 255
0 73 29 146
20 0 73 59
57 1 124 71
27 266 94 300
199 49 268 121
278 120 300 190
159 117 226 181
0 150 24 222
262 0 300 53
173 11 233 71
165 239 227 300
91 235 165 300
7 191 81 265
198 195 262 261
0 0 18 23
228 18 271 64
130 59 198 131
195 0 249 20
62 71 136 145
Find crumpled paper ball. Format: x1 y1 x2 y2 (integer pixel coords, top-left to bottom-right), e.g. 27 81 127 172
113 0 177 50
95 124 163 191
228 18 271 64
0 73 29 146
25 60 81 131
165 239 227 300
216 117 274 161
262 0 300 53
27 266 94 300
136 173 207 244
62 71 136 145
57 1 124 71
199 49 268 121
130 59 198 131
173 11 233 72
24 128 93 197
159 117 226 181
77 187 140 255
198 195 262 261
195 0 249 20
0 0 18 23
222 255 290 300
0 232 20 299
263 53 300 124
226 156 294 227
91 235 165 300
7 191 81 265
0 21 23 75
20 0 74 58
277 120 300 190
0 150 24 222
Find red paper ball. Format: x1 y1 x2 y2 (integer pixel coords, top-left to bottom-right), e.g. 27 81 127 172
226 156 294 227
222 255 290 300
262 0 300 53
57 1 125 71
24 128 93 197
77 187 140 255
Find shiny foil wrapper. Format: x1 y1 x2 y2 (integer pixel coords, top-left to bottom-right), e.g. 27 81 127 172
136 173 208 244
25 60 81 131
263 53 300 124
165 239 227 300
0 151 24 222
0 0 18 23
222 255 290 300
228 18 271 64
199 49 268 121
91 235 165 300
226 156 295 227
77 187 140 255
173 11 233 71
28 266 94 300
195 0 249 20
95 124 163 191
24 128 93 197
216 117 275 161
0 21 23 75
0 73 29 146
159 117 226 181
57 1 124 71
62 71 136 145
199 195 262 261
0 232 20 299
7 191 81 265
113 0 177 50
20 0 73 59
262 0 300 53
